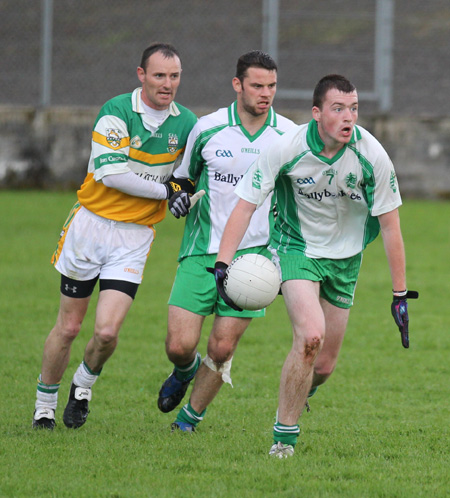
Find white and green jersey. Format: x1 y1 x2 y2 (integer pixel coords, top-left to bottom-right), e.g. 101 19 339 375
235 119 402 259
175 102 296 259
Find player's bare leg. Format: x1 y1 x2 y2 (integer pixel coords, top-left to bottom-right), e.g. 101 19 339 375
165 306 204 365
269 280 324 454
158 306 204 413
33 294 91 429
83 289 133 371
312 300 350 388
63 289 133 429
41 294 91 385
189 315 250 413
172 315 250 431
277 279 325 424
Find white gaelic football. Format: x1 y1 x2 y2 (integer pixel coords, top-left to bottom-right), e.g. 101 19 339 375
224 254 280 311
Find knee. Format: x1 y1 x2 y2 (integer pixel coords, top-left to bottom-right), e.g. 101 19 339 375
314 356 337 380
94 324 118 349
165 335 196 362
314 363 335 380
207 337 236 364
294 333 323 363
56 319 82 343
207 347 233 365
305 335 323 357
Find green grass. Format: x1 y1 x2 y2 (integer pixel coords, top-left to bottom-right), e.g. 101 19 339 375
0 191 449 498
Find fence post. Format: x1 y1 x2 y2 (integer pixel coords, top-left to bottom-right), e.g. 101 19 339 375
375 0 394 112
40 0 53 108
262 0 279 61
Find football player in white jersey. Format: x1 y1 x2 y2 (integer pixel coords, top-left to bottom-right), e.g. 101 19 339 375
157 51 296 432
215 74 418 458
32 43 197 430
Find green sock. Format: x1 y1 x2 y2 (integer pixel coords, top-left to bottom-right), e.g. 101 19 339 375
175 352 201 382
308 386 318 398
175 402 206 427
273 422 300 447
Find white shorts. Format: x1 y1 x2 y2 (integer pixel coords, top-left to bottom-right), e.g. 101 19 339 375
52 205 155 284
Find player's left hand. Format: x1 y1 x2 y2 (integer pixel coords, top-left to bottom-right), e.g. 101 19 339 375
206 262 243 312
391 290 419 348
168 189 206 219
168 191 190 218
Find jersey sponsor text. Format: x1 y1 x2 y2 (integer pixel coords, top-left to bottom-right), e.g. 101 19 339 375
214 172 243 186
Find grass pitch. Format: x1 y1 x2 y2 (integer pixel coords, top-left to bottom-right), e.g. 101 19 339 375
0 191 449 497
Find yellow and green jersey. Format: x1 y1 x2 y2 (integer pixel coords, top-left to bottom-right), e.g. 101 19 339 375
77 88 197 226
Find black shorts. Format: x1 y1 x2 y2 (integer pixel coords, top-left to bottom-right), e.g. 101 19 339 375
60 275 139 299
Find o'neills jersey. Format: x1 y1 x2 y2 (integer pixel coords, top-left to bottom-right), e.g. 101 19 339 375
235 119 403 259
77 88 197 226
175 102 296 259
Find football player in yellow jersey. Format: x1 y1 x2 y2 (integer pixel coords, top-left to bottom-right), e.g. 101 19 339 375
32 43 197 430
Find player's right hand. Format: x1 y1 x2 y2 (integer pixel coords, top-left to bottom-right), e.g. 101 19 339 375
206 262 243 312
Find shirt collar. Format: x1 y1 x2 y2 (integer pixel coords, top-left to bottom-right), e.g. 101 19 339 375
132 88 180 117
227 101 277 128
306 119 361 157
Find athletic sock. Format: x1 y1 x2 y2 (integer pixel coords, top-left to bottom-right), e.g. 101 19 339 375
35 374 59 412
174 352 201 382
72 360 101 389
308 386 318 398
175 402 206 427
273 421 300 447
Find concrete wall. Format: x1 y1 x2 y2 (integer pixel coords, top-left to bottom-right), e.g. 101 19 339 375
1 106 449 199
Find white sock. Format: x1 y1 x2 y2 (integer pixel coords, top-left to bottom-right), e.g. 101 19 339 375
35 390 58 412
73 362 99 389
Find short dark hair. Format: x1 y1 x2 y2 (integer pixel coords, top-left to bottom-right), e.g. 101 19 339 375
235 50 277 82
313 74 356 109
140 42 181 72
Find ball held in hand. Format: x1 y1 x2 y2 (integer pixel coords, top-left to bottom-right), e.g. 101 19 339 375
224 254 280 311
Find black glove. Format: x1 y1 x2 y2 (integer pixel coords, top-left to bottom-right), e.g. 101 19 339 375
168 191 191 218
164 176 195 198
391 290 419 348
206 262 243 312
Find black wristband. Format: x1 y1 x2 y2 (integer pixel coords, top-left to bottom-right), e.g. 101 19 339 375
215 261 228 271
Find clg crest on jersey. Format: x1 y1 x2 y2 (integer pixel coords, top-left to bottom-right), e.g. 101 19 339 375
167 133 179 154
106 129 121 149
131 135 142 148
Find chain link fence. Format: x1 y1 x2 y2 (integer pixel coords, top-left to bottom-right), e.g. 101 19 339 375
1 0 449 116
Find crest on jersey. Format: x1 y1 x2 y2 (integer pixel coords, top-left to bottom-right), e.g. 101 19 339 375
252 168 263 189
390 170 398 193
131 135 142 148
167 133 179 154
106 129 121 149
345 172 357 189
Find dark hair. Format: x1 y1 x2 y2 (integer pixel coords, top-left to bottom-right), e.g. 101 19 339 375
313 74 356 109
235 50 277 82
140 42 181 72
